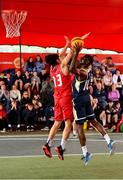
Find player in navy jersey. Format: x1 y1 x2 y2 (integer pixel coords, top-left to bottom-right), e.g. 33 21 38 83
70 45 115 166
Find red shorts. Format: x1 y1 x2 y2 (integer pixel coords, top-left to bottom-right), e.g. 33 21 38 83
54 95 74 121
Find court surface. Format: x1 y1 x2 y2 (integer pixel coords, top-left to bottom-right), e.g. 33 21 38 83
0 132 123 157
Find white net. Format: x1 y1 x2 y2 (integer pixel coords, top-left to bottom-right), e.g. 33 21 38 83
1 10 27 38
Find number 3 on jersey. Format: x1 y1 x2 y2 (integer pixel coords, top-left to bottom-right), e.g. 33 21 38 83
53 74 62 87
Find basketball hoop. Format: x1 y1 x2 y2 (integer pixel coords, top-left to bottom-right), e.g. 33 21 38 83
1 10 27 38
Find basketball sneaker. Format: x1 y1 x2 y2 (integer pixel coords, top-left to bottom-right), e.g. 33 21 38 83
55 145 65 160
82 152 92 166
108 139 115 155
42 143 52 158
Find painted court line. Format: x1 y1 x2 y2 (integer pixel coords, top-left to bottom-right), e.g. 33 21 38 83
0 132 122 138
0 152 123 159
0 137 122 143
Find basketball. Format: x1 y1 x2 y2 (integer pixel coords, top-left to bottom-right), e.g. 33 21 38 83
71 37 84 49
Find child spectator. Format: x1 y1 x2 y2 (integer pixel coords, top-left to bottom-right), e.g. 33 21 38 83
23 100 36 131
7 99 20 131
31 71 41 93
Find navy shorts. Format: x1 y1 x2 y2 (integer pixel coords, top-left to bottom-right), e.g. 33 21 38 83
73 94 95 125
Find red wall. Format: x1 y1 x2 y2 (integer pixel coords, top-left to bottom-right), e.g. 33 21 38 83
0 53 123 72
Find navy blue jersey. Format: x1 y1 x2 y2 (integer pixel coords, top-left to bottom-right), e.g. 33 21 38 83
72 71 91 100
72 70 95 124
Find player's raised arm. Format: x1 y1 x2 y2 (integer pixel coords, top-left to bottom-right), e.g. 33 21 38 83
59 36 70 61
69 42 82 74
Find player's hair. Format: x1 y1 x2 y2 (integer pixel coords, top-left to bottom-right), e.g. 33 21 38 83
45 54 59 66
80 54 93 68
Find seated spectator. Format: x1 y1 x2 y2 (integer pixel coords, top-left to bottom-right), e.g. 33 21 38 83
107 83 120 102
10 84 21 102
7 99 20 131
35 55 45 75
19 91 31 125
24 57 36 73
93 82 107 109
105 100 117 129
41 77 54 130
23 71 31 97
0 103 7 132
32 94 43 124
110 102 123 132
92 98 106 127
113 69 123 88
0 84 10 112
93 68 104 86
103 70 113 96
112 69 123 97
101 56 116 74
92 55 102 72
31 71 41 94
4 73 14 90
14 70 23 91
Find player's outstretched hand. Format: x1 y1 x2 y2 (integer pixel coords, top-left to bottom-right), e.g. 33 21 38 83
81 32 91 40
73 42 82 53
64 36 70 46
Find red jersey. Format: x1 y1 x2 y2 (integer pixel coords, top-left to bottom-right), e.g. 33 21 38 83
50 64 72 98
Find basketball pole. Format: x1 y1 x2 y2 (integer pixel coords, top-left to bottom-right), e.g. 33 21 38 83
19 27 22 71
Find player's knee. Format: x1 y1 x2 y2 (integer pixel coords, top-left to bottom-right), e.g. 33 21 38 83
54 121 61 129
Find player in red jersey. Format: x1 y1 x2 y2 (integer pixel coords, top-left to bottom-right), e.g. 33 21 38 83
42 37 74 160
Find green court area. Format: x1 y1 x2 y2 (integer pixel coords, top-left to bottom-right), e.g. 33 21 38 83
0 154 123 179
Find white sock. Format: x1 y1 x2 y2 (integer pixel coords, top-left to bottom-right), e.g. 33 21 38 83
81 145 88 157
46 139 53 147
104 134 111 144
61 139 67 150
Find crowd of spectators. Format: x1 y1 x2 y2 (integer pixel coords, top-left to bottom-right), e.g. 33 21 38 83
0 54 123 133
0 55 54 132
